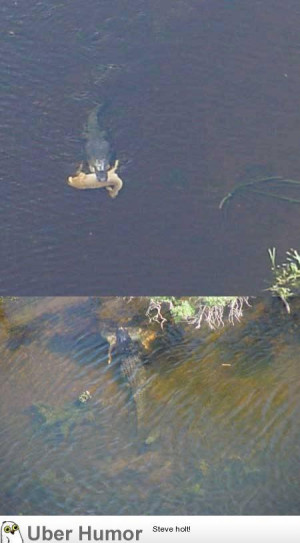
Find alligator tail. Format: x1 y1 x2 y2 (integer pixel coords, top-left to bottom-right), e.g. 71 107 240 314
86 101 111 136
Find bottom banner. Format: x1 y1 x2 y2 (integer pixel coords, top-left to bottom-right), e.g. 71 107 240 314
0 517 299 543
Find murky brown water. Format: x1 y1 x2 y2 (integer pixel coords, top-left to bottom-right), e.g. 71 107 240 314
2 0 300 294
1 296 300 515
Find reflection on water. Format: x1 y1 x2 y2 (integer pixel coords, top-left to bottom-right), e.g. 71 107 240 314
1 296 300 515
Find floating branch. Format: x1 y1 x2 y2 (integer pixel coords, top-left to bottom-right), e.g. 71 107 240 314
219 176 300 210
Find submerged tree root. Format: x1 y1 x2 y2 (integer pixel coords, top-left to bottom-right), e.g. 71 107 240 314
187 297 251 330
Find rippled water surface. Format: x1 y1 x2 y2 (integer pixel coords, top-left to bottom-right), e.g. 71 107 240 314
1 296 300 514
2 0 300 293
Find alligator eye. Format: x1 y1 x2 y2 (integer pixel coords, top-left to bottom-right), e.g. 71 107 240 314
4 527 11 533
12 525 19 531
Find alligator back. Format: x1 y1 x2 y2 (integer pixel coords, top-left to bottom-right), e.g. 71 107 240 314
84 105 112 179
85 105 107 140
115 328 148 439
121 353 148 429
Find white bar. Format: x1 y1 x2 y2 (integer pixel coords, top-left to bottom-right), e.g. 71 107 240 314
1 517 300 543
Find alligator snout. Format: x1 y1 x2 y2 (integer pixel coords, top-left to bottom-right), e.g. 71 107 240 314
95 169 108 182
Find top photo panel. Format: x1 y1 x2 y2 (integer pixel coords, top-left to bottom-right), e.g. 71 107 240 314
1 0 300 295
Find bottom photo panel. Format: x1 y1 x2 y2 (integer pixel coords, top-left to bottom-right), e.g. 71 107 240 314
0 296 300 516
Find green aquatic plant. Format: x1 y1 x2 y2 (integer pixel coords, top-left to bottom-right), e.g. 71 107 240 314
219 176 300 211
146 297 250 329
267 247 300 313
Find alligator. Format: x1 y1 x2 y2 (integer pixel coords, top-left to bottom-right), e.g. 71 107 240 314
113 327 150 441
67 104 123 198
85 105 112 182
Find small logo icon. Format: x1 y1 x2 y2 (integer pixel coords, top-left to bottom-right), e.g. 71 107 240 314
1 522 24 543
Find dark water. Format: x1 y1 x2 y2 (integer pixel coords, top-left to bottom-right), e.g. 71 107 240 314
2 0 300 294
1 296 300 515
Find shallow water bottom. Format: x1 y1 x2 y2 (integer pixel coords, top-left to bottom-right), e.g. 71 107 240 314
0 296 300 515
